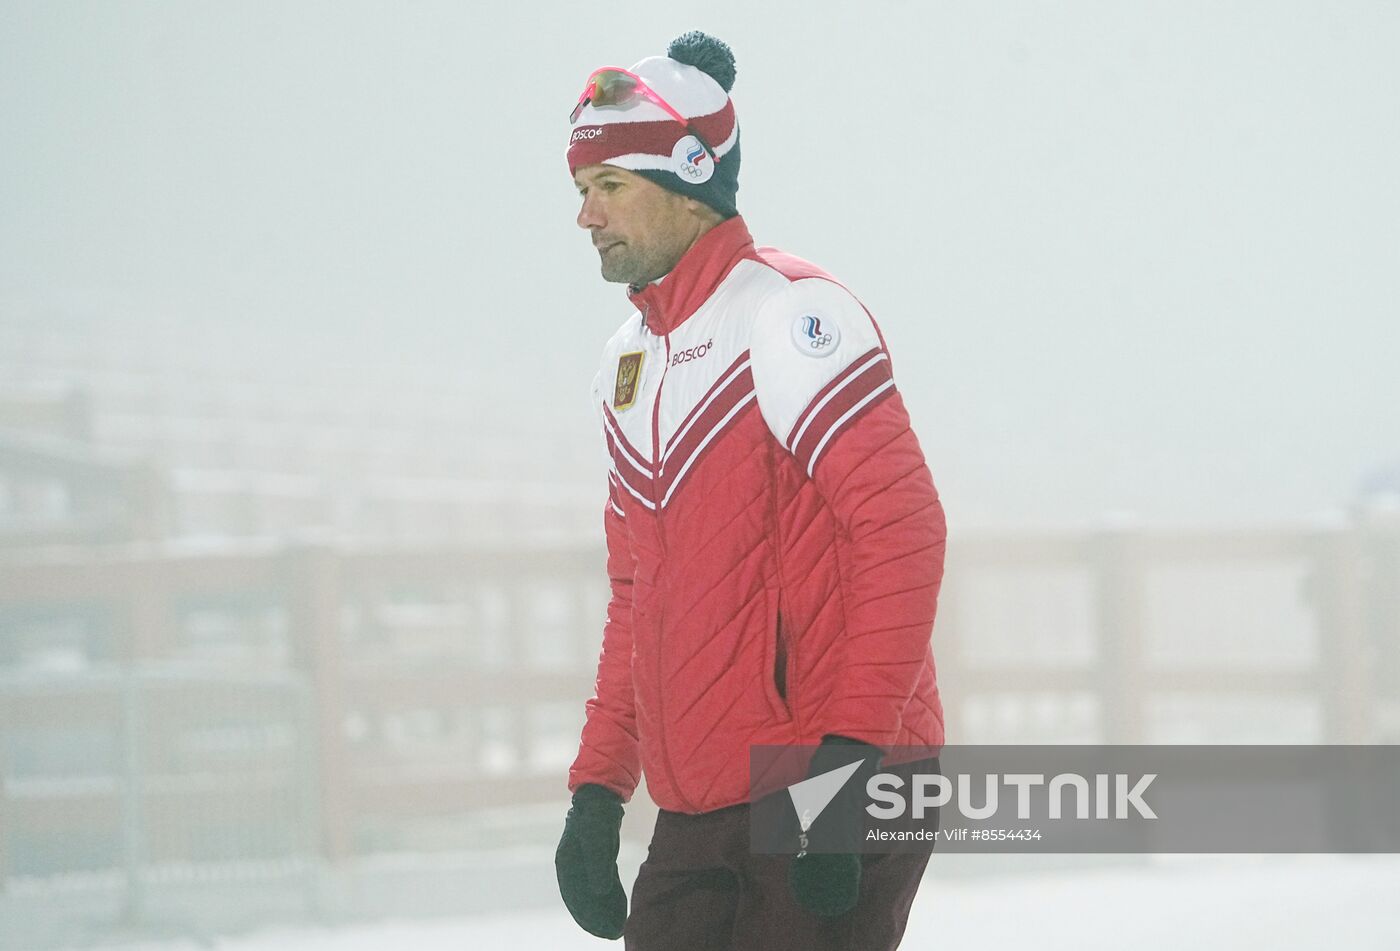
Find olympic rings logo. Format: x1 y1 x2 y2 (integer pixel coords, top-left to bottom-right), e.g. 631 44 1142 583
792 313 840 358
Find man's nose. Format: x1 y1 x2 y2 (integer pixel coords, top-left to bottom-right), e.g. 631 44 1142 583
577 192 606 230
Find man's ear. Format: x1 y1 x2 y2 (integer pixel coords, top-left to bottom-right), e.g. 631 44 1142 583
683 195 723 225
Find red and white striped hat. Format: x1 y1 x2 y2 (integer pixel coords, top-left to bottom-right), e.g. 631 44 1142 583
566 32 741 218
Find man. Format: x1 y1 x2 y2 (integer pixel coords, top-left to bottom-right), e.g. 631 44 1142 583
556 31 948 951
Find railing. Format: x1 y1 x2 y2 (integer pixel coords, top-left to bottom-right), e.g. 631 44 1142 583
934 513 1400 747
0 665 315 922
1 511 1397 907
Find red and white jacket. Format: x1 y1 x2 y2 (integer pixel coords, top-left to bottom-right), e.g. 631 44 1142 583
569 215 947 814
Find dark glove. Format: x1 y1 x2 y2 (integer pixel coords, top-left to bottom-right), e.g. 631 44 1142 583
555 783 628 939
789 734 882 918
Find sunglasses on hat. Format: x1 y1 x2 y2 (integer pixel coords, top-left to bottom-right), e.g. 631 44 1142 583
569 65 721 165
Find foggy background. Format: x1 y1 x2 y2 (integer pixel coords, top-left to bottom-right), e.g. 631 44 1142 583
2 1 1398 949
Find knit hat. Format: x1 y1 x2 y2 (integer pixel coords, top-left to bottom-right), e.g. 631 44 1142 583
567 31 741 219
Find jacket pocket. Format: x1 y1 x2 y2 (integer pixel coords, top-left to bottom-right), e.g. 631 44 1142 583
774 610 789 702
763 588 793 722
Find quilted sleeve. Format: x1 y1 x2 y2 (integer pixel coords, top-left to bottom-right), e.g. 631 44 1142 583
749 278 947 750
567 371 642 801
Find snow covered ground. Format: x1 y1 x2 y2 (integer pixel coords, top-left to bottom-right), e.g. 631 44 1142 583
95 854 1400 951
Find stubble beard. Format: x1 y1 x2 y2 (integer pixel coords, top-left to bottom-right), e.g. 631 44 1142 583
599 238 681 286
599 242 648 285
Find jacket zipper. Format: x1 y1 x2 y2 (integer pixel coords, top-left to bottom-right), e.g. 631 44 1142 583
650 324 695 811
653 329 669 555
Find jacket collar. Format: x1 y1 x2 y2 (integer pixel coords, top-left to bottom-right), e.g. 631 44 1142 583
626 215 757 336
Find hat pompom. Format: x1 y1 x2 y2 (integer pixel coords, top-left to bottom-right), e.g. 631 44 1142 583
667 31 737 93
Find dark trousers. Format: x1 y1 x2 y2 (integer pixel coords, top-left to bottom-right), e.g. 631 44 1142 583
624 802 931 951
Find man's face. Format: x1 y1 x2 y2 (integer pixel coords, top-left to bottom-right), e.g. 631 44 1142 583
574 164 700 285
